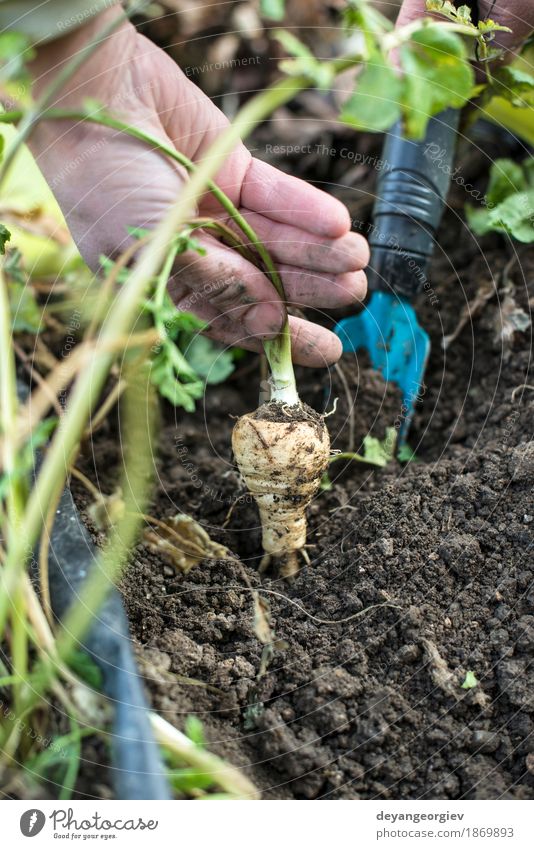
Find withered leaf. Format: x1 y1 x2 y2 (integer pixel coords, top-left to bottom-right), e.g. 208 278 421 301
143 513 235 574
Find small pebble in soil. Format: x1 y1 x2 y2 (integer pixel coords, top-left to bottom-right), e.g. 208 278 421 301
469 730 501 754
508 440 534 482
376 537 394 557
438 532 483 578
394 644 421 665
516 615 534 653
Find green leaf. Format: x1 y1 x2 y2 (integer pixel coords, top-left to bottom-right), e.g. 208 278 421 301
400 26 473 138
185 715 205 748
8 280 42 333
486 158 527 206
425 1 466 23
168 767 215 794
82 97 106 117
461 670 478 689
25 723 91 801
260 0 285 21
397 443 418 463
0 223 11 253
466 159 534 243
0 32 34 81
484 66 534 108
488 190 534 243
66 650 103 690
184 336 235 385
362 427 397 467
274 29 334 88
320 472 333 491
425 0 512 63
344 0 393 40
341 53 402 132
0 415 56 501
455 4 473 25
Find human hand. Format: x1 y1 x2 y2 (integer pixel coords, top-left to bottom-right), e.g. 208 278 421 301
28 7 369 367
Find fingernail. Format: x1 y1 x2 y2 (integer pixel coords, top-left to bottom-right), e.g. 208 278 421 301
244 303 284 338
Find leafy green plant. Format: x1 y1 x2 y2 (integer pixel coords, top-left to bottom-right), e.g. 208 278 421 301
0 31 34 83
0 223 10 253
101 227 237 412
340 0 478 138
466 157 534 243
425 1 512 63
340 0 534 139
25 722 94 801
4 247 42 332
461 670 479 689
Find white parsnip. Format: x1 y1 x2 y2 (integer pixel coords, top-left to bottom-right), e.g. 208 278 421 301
232 403 330 577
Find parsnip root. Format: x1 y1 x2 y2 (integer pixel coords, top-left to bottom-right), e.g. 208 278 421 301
232 402 330 576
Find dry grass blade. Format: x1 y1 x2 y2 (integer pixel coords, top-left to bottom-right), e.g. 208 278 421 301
150 712 260 799
6 328 160 460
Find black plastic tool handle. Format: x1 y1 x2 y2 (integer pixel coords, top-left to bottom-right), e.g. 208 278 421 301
367 108 460 300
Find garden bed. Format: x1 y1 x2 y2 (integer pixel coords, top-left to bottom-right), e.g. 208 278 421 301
73 193 534 799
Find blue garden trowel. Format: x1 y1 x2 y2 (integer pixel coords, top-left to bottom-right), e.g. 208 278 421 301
335 109 459 442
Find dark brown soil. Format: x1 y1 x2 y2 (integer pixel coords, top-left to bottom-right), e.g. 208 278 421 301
250 400 322 424
72 141 534 800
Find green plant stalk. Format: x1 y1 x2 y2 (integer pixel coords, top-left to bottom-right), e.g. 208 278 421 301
150 241 200 382
0 7 486 650
2 358 158 741
329 451 386 467
150 712 260 799
55 362 156 668
0 268 29 713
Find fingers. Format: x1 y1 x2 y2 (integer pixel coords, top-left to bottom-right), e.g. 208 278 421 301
168 234 286 340
168 230 367 337
239 158 352 238
230 211 370 274
171 295 342 367
276 264 367 308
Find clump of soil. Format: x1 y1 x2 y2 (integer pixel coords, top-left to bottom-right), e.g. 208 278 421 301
72 153 534 801
250 399 322 424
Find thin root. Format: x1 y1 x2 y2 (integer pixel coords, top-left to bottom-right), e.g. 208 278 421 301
511 383 534 402
280 551 300 579
323 397 338 419
259 553 272 574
